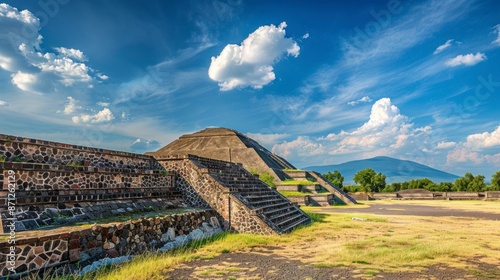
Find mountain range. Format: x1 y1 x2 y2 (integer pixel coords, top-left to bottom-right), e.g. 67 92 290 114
303 156 459 185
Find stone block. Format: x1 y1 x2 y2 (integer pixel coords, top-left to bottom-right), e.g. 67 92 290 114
69 249 80 262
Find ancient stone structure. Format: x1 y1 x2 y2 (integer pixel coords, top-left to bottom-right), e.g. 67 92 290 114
0 134 182 232
0 132 313 278
147 128 295 181
0 210 221 277
157 155 312 234
149 128 357 205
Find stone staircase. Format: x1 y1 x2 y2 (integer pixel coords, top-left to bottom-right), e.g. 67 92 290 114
281 170 357 205
193 157 312 234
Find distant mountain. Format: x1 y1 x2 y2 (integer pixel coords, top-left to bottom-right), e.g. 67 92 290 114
303 156 459 185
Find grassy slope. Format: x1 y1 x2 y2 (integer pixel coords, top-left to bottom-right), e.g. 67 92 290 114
60 200 500 279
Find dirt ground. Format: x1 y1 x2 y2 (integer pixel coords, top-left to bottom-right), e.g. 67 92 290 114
317 203 500 221
165 201 500 279
166 249 500 279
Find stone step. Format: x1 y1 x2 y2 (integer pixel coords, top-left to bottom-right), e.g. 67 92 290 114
268 209 301 221
279 216 311 233
274 212 307 227
263 205 296 216
253 201 291 212
248 198 285 206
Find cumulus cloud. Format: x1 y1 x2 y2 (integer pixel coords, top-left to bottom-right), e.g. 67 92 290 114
72 108 114 124
347 96 372 106
130 138 161 152
10 71 37 91
245 132 289 146
59 96 81 114
302 33 309 39
96 101 110 107
435 141 456 149
272 136 324 158
54 47 87 61
273 98 433 165
492 24 500 46
464 125 500 150
445 52 487 67
446 125 500 165
433 39 453 54
0 3 103 93
208 22 300 91
0 100 8 106
326 98 426 154
97 73 109 80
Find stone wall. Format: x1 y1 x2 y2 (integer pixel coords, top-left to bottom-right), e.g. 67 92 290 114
0 210 221 278
157 155 275 235
0 163 180 232
0 134 162 170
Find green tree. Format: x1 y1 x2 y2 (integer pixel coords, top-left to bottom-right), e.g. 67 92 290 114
491 171 500 190
373 172 386 192
324 170 344 188
353 168 386 192
354 168 376 192
468 175 485 191
453 173 485 192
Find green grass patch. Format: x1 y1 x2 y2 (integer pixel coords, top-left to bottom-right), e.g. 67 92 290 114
280 179 316 186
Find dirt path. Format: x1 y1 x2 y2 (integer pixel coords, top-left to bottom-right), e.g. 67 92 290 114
315 203 500 220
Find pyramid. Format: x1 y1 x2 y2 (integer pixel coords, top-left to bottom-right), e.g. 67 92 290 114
147 128 294 180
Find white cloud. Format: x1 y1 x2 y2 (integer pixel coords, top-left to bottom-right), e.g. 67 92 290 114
54 47 87 61
464 125 500 150
72 108 114 124
245 132 289 146
97 73 109 80
130 138 161 152
10 71 37 92
96 101 110 107
347 96 372 106
433 39 453 54
60 96 81 114
435 141 456 149
0 3 102 93
208 22 300 91
492 24 500 46
446 125 500 165
328 98 421 153
0 100 8 106
272 136 324 158
445 52 487 67
302 33 309 39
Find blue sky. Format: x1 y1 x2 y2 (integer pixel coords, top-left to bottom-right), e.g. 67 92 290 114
1 0 499 180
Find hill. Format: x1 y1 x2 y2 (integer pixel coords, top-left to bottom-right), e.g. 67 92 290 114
303 156 459 185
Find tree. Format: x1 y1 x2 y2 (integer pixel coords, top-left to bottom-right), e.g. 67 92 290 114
324 170 344 188
353 168 386 192
453 173 485 192
468 175 485 191
491 171 500 190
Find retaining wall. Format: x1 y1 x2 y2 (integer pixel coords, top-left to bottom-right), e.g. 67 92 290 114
0 209 221 278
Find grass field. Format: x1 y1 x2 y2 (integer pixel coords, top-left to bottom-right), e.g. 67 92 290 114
51 200 500 279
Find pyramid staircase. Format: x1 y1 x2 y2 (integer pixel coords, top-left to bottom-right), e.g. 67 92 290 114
282 170 357 205
191 157 312 234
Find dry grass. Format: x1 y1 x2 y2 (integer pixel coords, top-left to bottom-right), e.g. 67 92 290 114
94 200 500 279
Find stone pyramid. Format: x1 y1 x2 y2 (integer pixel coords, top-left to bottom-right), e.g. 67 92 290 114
147 128 294 181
